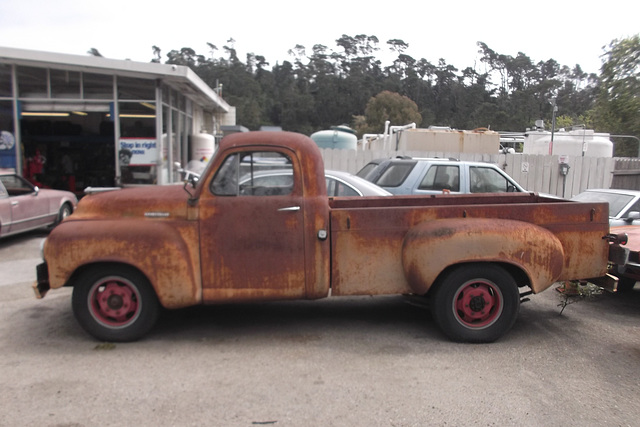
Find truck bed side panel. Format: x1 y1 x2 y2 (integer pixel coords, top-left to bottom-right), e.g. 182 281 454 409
330 195 609 296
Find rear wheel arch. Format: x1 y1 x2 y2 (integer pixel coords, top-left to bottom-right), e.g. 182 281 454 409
402 218 562 295
429 261 531 296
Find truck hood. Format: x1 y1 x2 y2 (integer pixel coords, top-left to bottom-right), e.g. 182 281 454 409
71 185 190 221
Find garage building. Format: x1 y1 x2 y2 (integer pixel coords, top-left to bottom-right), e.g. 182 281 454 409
0 46 234 192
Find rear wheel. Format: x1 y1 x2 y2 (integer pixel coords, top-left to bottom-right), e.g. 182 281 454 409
72 266 159 342
431 264 520 343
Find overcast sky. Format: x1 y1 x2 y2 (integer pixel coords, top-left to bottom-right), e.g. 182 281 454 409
1 0 638 75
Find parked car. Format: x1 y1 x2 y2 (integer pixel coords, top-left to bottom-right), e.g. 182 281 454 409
356 157 525 195
609 224 640 292
571 189 640 226
239 169 392 197
0 173 77 238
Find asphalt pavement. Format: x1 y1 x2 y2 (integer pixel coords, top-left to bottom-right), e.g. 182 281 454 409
1 230 640 427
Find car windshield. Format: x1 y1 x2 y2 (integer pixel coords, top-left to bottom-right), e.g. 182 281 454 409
356 162 378 179
375 163 416 187
572 191 634 217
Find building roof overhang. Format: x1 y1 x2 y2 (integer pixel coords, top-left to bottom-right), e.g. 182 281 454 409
0 46 230 113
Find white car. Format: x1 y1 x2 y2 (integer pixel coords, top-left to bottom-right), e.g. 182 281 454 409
0 173 77 238
357 157 525 195
239 169 391 197
571 189 640 226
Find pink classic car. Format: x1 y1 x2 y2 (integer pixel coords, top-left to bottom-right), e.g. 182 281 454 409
0 173 77 238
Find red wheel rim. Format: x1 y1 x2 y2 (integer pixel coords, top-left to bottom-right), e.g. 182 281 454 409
88 277 141 328
453 279 503 329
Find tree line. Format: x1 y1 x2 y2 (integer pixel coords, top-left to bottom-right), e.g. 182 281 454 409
152 34 640 156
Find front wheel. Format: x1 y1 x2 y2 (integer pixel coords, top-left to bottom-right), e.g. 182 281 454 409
72 266 159 342
431 264 520 343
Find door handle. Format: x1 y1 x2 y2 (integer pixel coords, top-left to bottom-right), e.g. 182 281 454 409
278 206 300 212
11 201 18 206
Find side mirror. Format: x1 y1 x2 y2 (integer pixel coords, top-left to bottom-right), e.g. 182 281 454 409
624 211 640 223
33 186 40 196
188 173 199 188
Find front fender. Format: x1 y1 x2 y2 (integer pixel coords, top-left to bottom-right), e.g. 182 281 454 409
401 218 565 294
44 219 201 309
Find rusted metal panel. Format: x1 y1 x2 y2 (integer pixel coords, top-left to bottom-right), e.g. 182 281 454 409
196 135 331 303
44 218 202 309
72 185 189 221
330 197 610 296
401 219 564 294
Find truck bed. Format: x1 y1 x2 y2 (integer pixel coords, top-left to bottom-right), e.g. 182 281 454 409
328 192 610 296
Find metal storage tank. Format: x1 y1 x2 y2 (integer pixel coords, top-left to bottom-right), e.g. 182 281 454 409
190 132 216 162
310 125 357 150
523 128 613 157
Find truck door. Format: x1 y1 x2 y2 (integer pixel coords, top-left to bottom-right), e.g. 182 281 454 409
198 149 307 302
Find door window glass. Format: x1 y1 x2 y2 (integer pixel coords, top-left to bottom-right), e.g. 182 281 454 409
211 151 293 196
418 165 460 191
470 166 513 193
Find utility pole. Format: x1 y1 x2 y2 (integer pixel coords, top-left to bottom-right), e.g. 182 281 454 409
549 98 558 155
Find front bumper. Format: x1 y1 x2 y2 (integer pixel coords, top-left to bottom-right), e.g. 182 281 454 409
33 262 50 299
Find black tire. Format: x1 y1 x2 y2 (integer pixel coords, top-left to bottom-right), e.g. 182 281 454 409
72 265 159 342
431 264 520 343
55 203 73 225
617 276 637 293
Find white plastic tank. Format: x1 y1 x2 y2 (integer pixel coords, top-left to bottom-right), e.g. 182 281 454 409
523 128 613 157
310 126 357 150
190 132 216 162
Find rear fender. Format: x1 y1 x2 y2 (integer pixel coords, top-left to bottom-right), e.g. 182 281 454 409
44 220 201 309
401 218 564 294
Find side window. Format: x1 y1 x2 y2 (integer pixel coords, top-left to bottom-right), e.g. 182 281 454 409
375 163 415 187
210 154 239 195
470 167 513 193
210 151 294 196
327 178 359 197
0 175 35 196
624 200 640 217
418 165 460 191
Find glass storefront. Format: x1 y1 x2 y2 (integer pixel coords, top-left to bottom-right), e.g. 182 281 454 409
0 59 213 191
0 100 16 170
119 101 157 184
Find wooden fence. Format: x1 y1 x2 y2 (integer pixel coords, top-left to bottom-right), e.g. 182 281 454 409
319 148 633 198
612 158 640 190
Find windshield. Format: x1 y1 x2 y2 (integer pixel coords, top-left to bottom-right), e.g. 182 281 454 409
572 191 633 217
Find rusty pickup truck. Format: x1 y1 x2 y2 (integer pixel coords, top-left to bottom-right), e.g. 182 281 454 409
34 131 620 343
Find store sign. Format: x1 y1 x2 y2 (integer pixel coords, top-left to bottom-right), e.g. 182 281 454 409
119 138 158 166
0 131 16 169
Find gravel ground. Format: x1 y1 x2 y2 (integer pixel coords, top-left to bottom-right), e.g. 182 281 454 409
1 231 640 427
